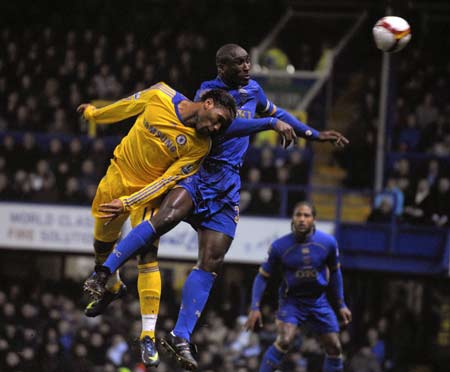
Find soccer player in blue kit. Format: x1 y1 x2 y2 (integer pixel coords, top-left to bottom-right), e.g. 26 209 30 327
84 44 349 370
245 201 352 372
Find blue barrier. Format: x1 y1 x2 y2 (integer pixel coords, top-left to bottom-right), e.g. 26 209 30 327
337 223 450 275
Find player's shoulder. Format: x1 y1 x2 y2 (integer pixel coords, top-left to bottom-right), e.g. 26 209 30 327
198 77 227 91
312 229 337 247
148 82 178 98
247 79 263 90
272 233 296 250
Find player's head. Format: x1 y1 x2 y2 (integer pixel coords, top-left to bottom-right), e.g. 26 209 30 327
291 201 316 237
196 89 237 135
216 44 251 88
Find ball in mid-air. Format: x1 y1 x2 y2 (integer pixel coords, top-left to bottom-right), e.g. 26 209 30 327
373 16 411 53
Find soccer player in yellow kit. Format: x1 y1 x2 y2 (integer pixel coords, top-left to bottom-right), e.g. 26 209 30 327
77 82 237 367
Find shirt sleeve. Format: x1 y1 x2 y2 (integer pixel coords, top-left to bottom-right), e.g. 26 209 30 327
222 117 277 138
326 236 341 271
119 144 209 211
327 237 347 308
260 243 280 277
84 89 155 124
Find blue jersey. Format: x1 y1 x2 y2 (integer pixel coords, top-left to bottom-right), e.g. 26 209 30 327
261 229 341 300
194 77 277 168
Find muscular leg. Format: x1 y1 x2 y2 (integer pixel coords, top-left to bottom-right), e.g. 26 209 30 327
172 228 232 341
318 332 343 372
260 321 297 372
102 188 193 273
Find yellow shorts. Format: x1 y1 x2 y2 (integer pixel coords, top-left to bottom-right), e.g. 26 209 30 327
92 161 161 243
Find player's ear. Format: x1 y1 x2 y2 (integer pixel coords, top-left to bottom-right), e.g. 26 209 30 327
203 98 214 110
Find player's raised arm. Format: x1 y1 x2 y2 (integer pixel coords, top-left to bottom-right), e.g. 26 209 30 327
77 88 154 124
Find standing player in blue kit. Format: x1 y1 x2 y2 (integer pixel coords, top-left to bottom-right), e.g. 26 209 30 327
84 44 349 370
245 201 352 372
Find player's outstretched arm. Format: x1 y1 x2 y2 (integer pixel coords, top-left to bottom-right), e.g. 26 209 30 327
244 272 269 331
77 89 153 124
224 117 296 149
271 106 349 147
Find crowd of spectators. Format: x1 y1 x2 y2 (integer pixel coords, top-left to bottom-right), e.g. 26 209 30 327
0 267 439 372
367 157 450 227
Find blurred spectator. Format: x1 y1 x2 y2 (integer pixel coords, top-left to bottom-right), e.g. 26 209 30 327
373 177 404 216
416 93 439 129
403 178 434 225
367 327 385 367
247 187 279 216
367 197 395 224
422 159 442 190
398 113 421 152
431 177 450 227
259 147 277 183
348 344 382 372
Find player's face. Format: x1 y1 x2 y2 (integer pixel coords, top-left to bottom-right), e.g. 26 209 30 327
196 101 231 136
292 205 315 236
220 48 251 87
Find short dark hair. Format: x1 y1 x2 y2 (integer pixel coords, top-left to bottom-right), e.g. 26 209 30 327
200 88 237 122
216 43 244 66
292 201 317 218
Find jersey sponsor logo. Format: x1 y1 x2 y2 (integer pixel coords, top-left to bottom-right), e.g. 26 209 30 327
236 109 251 119
144 119 177 152
234 205 240 223
181 164 195 175
176 135 187 145
295 268 317 279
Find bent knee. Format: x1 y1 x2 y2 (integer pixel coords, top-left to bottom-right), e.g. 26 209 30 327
275 337 291 352
198 254 225 272
324 342 342 356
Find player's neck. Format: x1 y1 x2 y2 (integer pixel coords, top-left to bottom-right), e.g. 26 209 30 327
295 230 313 242
177 100 199 127
219 75 241 89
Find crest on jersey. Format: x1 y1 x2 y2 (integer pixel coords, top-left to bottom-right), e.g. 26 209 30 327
181 164 194 175
176 135 187 145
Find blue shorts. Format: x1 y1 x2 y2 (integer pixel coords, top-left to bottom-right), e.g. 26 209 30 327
179 159 240 239
276 295 339 334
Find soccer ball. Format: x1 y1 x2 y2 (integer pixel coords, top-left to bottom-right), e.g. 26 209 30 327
372 16 411 53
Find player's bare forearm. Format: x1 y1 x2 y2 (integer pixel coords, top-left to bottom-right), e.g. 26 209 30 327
318 130 349 147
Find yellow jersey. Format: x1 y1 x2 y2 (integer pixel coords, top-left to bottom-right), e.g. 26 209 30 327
84 82 211 211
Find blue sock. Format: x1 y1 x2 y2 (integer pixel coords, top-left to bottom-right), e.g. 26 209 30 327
172 268 215 341
323 355 343 372
259 344 286 372
103 221 156 273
